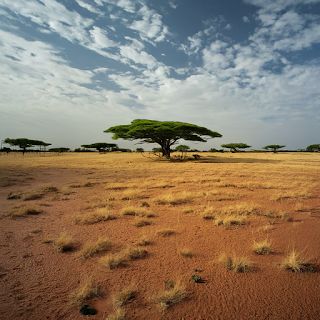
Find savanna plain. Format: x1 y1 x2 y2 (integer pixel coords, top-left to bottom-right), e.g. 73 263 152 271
1 152 320 320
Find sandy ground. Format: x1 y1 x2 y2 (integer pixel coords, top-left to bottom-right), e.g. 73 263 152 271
0 152 320 320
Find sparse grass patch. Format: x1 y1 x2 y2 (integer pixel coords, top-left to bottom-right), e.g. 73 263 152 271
105 307 126 320
106 183 127 190
132 217 151 227
100 253 125 269
200 207 216 219
54 231 74 252
75 208 117 225
270 190 312 201
150 280 187 311
218 253 253 272
121 189 146 200
221 203 259 215
252 239 272 255
136 234 151 246
155 228 175 237
264 210 288 220
281 249 313 273
41 236 52 244
183 207 193 214
69 275 98 305
214 215 246 226
153 191 193 205
40 185 59 193
259 225 275 232
121 206 153 217
6 206 42 218
295 203 309 212
7 191 22 200
113 286 136 307
78 238 112 259
23 192 44 201
125 245 147 259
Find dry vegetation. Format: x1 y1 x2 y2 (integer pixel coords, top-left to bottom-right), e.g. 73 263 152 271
1 152 320 319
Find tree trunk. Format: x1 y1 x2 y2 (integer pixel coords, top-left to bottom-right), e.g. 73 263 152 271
161 145 171 158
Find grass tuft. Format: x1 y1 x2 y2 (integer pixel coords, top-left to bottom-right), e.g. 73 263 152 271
100 253 125 269
6 206 42 218
69 275 98 305
54 231 74 252
105 307 126 320
155 228 175 237
252 239 272 255
281 249 313 273
218 253 253 272
7 191 22 200
136 234 151 246
214 215 246 226
75 208 117 225
113 286 136 307
179 248 192 257
125 245 147 259
150 280 187 311
132 217 151 227
78 238 112 259
153 191 193 205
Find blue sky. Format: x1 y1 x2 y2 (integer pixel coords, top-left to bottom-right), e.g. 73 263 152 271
1 0 320 151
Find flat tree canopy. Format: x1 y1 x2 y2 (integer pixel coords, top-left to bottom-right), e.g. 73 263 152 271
81 143 118 152
221 143 251 152
104 119 222 158
306 144 320 152
4 138 51 154
262 145 286 153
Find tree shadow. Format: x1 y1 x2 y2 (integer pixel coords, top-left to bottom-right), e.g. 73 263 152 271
197 155 281 164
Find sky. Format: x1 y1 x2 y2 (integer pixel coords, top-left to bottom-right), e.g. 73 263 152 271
1 0 320 151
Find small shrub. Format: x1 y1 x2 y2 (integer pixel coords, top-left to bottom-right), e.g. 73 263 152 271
214 215 246 226
7 191 22 200
218 253 253 273
54 231 74 252
150 280 187 311
23 193 44 201
70 275 98 305
100 253 125 269
155 228 175 237
281 249 313 273
79 238 112 259
40 185 59 193
191 275 202 283
252 239 272 255
121 206 153 217
132 217 151 227
121 189 145 200
221 203 259 216
295 203 309 212
7 206 42 218
125 245 147 259
41 236 52 244
153 191 193 205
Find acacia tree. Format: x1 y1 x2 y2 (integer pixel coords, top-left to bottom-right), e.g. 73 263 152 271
81 142 118 152
49 147 70 153
221 143 251 152
262 145 286 153
4 138 50 155
306 144 320 152
104 119 222 158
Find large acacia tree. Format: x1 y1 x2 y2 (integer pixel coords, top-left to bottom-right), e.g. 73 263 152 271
104 119 222 158
306 144 320 152
221 143 251 152
4 138 51 155
81 143 118 152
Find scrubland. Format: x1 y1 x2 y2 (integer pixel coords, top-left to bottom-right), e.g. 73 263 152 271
0 151 320 319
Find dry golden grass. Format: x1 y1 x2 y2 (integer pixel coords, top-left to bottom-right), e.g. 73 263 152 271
121 206 154 217
23 192 44 201
6 206 42 218
132 217 151 227
179 248 192 257
200 207 216 219
252 239 272 255
218 253 253 272
259 224 275 232
75 208 117 225
125 245 147 259
41 236 53 244
7 191 22 200
150 280 187 311
281 249 313 273
264 210 288 220
54 231 74 252
270 189 312 201
69 275 98 305
106 182 127 190
113 286 136 306
105 307 126 320
136 234 151 246
100 253 125 269
214 215 246 226
40 184 59 193
153 191 193 205
78 238 112 259
221 203 259 215
121 189 145 200
295 203 309 212
81 199 112 210
155 228 175 237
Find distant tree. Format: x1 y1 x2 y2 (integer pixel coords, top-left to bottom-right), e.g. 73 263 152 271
81 142 118 152
49 148 70 153
104 119 222 158
175 145 190 153
306 144 320 152
136 148 144 152
4 138 51 155
118 148 131 152
221 143 251 152
262 145 286 153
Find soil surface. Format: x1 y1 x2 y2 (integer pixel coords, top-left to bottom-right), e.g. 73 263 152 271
1 152 320 320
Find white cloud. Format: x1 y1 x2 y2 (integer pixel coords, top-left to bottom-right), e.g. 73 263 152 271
243 16 250 23
119 45 158 69
75 0 104 15
94 67 109 73
89 26 118 48
102 0 135 13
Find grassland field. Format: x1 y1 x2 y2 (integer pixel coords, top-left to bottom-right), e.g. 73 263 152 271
0 151 320 320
